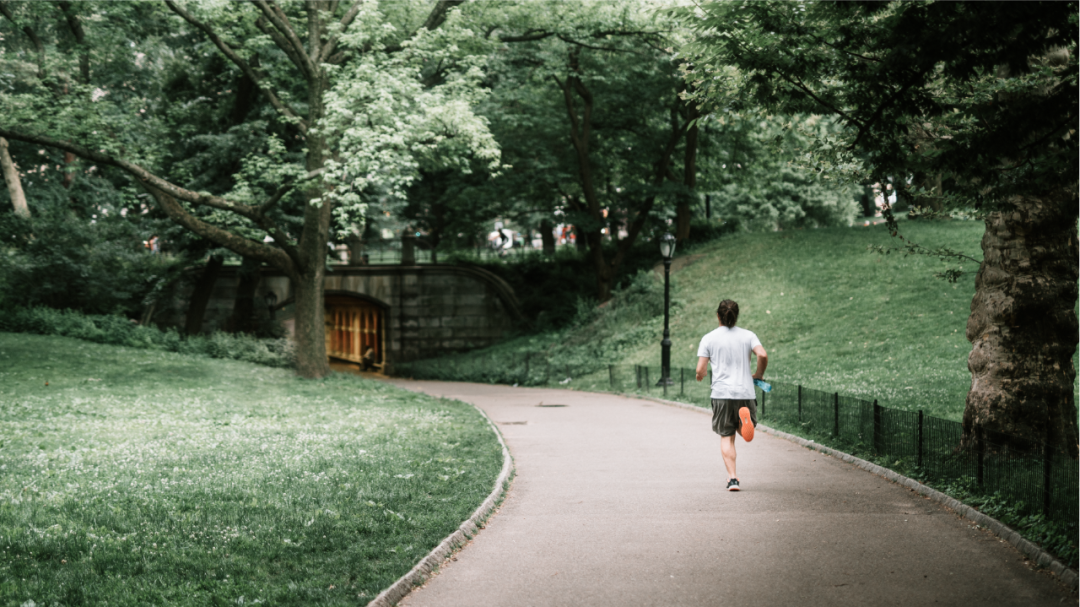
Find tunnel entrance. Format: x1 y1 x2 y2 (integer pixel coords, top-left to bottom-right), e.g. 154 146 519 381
324 294 385 371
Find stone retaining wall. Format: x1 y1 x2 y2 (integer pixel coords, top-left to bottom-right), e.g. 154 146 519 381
153 264 524 366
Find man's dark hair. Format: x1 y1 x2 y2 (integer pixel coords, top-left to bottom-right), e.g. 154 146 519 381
717 299 739 328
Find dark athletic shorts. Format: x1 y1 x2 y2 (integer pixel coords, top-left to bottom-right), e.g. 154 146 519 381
711 398 758 437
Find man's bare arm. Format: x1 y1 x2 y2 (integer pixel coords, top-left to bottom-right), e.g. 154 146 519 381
752 345 768 380
695 356 709 382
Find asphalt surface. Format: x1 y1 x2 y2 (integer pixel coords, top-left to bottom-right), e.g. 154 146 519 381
387 380 1073 607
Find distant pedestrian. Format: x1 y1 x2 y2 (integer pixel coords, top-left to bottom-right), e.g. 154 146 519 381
696 299 768 491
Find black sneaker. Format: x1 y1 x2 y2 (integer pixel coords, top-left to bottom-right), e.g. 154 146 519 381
726 478 740 492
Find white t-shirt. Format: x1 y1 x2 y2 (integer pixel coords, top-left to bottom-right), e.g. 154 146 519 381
697 325 762 400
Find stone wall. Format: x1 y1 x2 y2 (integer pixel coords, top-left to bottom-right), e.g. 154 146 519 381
154 264 524 366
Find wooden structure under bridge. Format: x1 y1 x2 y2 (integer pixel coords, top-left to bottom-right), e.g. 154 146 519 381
325 294 385 370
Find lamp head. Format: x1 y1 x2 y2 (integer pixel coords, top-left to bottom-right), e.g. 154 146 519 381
659 232 676 260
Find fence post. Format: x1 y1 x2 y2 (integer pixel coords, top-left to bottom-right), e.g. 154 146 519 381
797 385 803 422
1043 425 1052 516
832 392 839 437
873 399 882 456
917 410 924 469
636 365 641 389
975 426 984 487
609 365 614 389
680 368 685 396
524 353 529 382
760 385 765 418
644 367 650 391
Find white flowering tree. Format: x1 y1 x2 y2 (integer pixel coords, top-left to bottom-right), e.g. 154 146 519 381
0 0 499 378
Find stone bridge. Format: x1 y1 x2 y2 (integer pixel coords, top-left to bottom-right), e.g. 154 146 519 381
156 264 524 370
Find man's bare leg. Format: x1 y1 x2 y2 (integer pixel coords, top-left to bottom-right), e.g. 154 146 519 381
721 435 737 480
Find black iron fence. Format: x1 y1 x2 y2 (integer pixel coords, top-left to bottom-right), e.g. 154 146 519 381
393 355 1079 527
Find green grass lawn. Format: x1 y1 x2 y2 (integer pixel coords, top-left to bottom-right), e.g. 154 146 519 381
0 333 503 607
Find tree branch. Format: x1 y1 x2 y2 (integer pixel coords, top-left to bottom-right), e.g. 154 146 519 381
252 185 303 265
56 1 89 83
555 33 641 54
306 0 322 69
164 0 309 133
611 106 686 270
0 126 304 269
255 16 309 75
0 127 260 225
775 70 863 130
0 0 46 79
0 137 30 219
142 183 297 276
497 30 554 43
850 71 928 150
251 0 316 81
420 0 464 32
317 0 363 64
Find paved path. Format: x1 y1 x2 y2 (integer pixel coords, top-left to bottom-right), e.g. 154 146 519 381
387 380 1072 607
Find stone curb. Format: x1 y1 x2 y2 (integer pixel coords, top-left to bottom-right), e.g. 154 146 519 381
639 394 1079 593
366 402 514 607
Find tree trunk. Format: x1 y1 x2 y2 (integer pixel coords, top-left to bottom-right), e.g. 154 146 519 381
859 186 875 217
294 96 332 378
963 192 1079 457
0 138 29 219
185 254 224 336
540 218 555 255
292 264 329 379
573 225 588 252
676 105 699 241
227 256 261 334
588 229 613 302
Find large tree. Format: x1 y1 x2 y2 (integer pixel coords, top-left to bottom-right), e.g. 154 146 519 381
462 0 703 302
0 0 498 378
684 1 1078 453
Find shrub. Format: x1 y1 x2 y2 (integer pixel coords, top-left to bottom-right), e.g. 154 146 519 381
0 306 295 368
0 203 186 317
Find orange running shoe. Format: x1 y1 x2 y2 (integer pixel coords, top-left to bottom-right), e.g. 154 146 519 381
738 407 754 442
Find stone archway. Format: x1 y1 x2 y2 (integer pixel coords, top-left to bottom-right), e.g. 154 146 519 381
324 293 386 371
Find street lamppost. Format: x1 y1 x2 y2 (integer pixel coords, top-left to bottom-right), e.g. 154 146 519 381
658 232 676 387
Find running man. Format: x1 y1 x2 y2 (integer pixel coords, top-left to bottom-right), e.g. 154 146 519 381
696 299 768 491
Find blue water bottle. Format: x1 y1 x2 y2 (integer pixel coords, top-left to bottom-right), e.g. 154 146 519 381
753 379 772 393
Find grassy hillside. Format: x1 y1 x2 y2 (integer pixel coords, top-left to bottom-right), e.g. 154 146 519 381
641 218 984 420
418 218 993 421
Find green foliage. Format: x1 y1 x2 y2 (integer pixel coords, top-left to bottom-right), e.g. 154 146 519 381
0 189 184 317
682 1 1078 212
701 114 861 231
0 307 295 368
0 332 503 606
